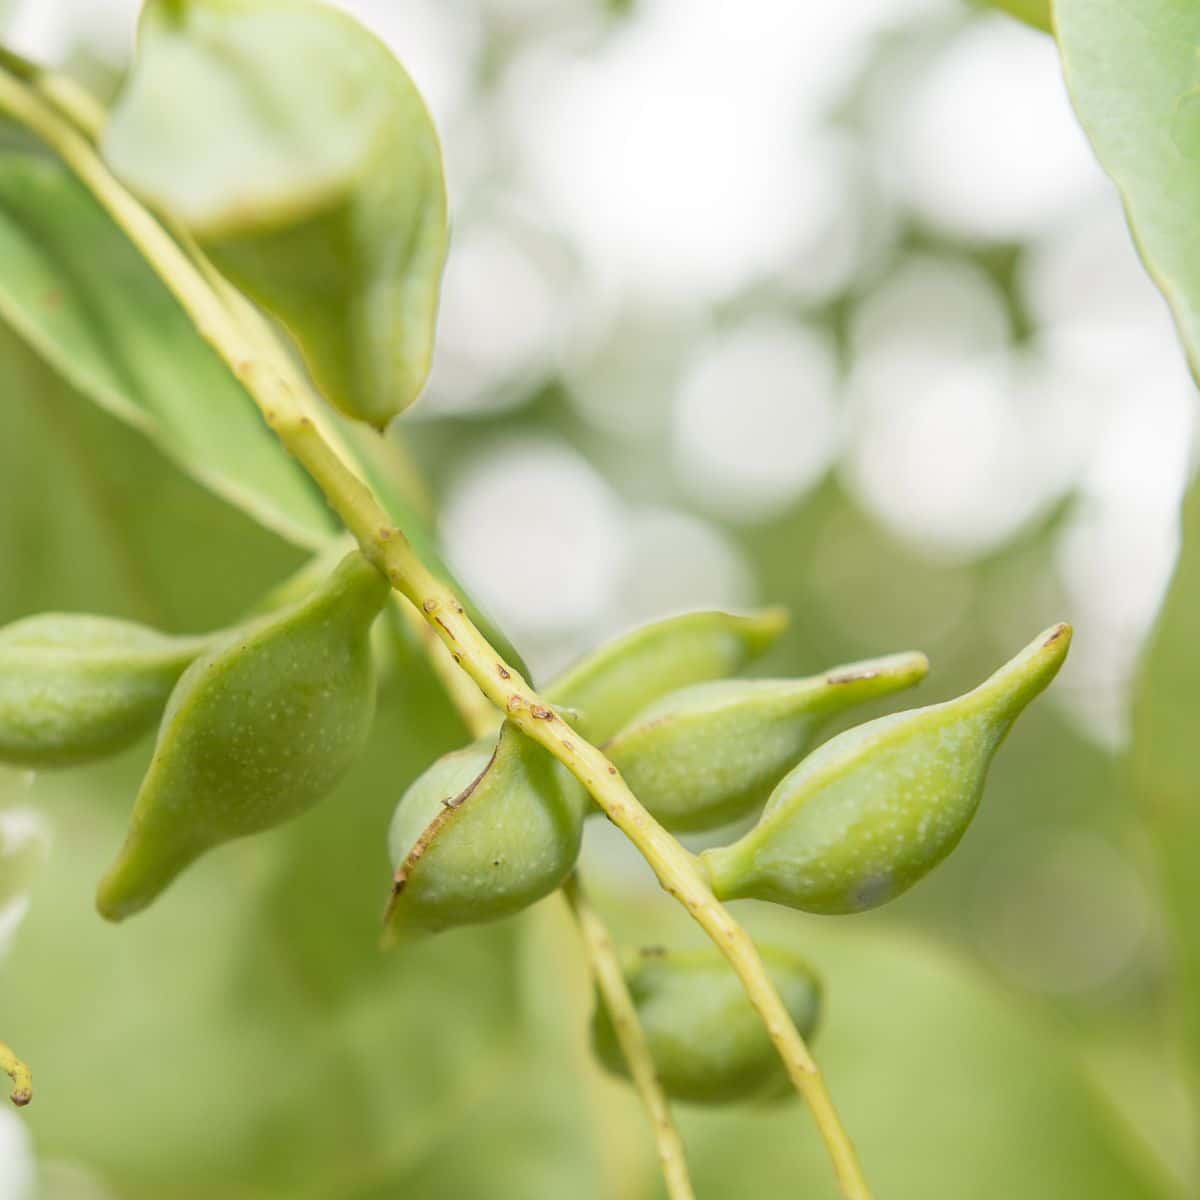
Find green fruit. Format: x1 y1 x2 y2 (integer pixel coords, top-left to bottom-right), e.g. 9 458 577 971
387 722 588 939
246 538 356 616
545 609 788 744
103 0 448 428
592 944 821 1105
97 552 389 921
702 625 1071 914
605 653 929 833
0 615 209 767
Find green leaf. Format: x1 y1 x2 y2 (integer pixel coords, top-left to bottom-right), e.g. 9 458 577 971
0 149 525 677
1133 477 1200 1082
103 0 449 429
974 0 1051 33
1055 0 1200 377
1057 0 1200 1110
0 150 335 551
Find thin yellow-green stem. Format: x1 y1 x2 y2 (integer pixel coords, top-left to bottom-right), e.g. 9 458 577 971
0 1041 31 1107
562 876 694 1200
0 68 870 1200
382 524 689 1197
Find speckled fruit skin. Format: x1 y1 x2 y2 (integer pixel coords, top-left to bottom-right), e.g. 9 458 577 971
545 608 788 744
592 944 821 1105
97 552 389 921
605 652 929 834
0 614 209 767
386 721 588 939
702 625 1071 915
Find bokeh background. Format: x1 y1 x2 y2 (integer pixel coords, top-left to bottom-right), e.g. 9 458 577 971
0 0 1193 1197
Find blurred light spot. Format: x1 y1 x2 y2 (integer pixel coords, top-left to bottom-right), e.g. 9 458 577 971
1021 199 1174 339
605 507 756 631
674 317 840 522
441 440 623 651
898 19 1098 241
0 806 49 954
328 0 483 127
566 299 706 439
850 253 1010 359
844 344 1084 559
422 220 571 415
0 1109 35 1200
780 135 898 305
501 0 930 300
1045 335 1196 745
973 832 1153 994
3 0 73 62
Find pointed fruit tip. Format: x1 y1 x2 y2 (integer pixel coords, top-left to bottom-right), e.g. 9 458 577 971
748 606 790 648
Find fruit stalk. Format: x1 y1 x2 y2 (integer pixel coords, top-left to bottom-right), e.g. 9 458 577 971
562 875 695 1200
0 1040 31 1107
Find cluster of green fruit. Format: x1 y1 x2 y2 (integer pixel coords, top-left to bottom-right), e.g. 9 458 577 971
0 550 1069 1103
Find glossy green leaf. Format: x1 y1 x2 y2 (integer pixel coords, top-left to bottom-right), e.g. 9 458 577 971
605 652 929 833
97 552 389 921
386 722 587 939
0 614 209 767
103 0 448 428
0 150 335 550
703 625 1070 914
1056 0 1200 376
545 608 788 744
592 944 821 1105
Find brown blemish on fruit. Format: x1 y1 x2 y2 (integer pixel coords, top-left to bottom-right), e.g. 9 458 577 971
828 668 880 686
497 664 511 680
422 598 437 613
531 705 554 721
385 746 497 924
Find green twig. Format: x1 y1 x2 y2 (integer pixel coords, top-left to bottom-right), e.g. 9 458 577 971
0 65 870 1200
0 1041 31 1107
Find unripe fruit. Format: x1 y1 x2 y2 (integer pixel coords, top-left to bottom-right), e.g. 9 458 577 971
605 653 929 833
0 615 209 767
97 552 389 921
592 944 821 1105
386 721 587 939
546 609 788 744
702 625 1071 914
